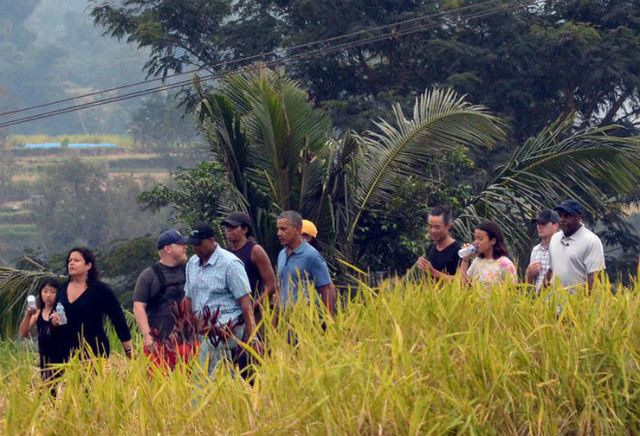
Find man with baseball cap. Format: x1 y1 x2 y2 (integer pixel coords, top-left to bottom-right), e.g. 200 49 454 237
525 209 560 292
184 222 259 373
546 199 605 291
133 229 188 352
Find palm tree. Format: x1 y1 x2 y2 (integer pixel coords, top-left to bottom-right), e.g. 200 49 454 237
195 68 333 259
334 88 506 260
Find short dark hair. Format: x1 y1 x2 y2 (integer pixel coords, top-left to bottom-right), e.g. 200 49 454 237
66 247 99 284
476 221 510 259
278 210 303 229
429 206 453 225
37 277 61 309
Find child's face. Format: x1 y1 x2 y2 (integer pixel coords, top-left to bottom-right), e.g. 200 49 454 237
40 285 57 307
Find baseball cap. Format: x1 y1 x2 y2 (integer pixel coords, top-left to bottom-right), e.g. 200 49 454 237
301 219 318 238
532 209 560 225
554 199 585 216
187 223 215 245
157 229 188 249
222 212 252 228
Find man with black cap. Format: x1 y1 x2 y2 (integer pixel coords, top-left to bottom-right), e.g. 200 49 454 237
547 199 605 291
223 212 276 310
133 229 188 351
184 222 259 373
525 209 560 291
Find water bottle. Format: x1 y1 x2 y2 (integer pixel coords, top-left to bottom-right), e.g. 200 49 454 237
56 302 67 325
458 245 476 258
26 295 37 310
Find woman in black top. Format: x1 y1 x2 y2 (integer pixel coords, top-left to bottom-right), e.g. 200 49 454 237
19 278 65 381
51 247 132 359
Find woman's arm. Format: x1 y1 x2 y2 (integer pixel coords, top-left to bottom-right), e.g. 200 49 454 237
251 245 277 307
18 308 38 337
100 282 133 356
459 259 471 284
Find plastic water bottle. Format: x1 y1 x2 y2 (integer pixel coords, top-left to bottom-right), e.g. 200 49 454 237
458 245 476 258
26 295 36 310
56 302 67 325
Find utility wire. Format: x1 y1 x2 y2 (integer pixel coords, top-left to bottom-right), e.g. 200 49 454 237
0 0 515 118
0 0 530 128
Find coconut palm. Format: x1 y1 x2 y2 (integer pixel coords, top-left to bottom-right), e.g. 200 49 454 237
195 69 507 263
195 68 333 258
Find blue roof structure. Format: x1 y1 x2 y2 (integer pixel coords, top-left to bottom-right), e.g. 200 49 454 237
23 142 118 149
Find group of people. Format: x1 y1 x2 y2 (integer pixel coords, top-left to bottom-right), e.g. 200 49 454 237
20 210 336 381
416 199 606 291
19 199 605 384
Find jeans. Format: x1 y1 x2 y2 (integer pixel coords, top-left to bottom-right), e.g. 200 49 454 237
198 324 245 375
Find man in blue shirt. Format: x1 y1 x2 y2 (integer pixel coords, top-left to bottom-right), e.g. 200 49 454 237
276 211 336 314
184 222 259 373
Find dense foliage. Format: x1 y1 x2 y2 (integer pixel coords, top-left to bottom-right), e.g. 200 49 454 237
91 0 640 138
139 68 640 277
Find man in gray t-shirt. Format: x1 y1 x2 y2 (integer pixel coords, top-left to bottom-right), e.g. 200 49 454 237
133 229 188 348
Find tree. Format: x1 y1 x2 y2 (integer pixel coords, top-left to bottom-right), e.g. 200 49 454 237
91 0 640 139
138 160 234 228
32 158 111 251
146 68 640 276
128 93 198 145
31 158 165 253
143 68 504 265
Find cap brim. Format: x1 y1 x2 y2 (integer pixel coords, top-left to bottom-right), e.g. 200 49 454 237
554 205 579 215
187 237 205 245
222 220 242 227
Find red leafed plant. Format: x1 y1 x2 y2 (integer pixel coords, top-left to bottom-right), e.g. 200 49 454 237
147 299 237 369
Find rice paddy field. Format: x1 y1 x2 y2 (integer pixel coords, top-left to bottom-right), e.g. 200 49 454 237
0 278 638 434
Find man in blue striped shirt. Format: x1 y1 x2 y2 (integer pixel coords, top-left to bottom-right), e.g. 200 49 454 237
184 222 259 373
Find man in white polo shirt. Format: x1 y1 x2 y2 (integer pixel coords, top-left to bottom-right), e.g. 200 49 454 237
547 199 605 291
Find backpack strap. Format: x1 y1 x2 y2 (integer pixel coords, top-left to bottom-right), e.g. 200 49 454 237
147 263 169 309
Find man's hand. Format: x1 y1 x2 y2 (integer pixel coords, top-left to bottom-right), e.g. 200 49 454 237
526 261 542 283
143 333 157 353
417 256 433 273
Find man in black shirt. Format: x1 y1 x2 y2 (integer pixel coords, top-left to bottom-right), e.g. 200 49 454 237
416 206 462 280
133 229 188 350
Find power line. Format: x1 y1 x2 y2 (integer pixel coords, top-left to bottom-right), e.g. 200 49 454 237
0 0 530 129
0 0 513 118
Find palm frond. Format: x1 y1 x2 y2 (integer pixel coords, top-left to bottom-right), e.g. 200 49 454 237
0 268 61 338
457 114 640 252
347 88 506 241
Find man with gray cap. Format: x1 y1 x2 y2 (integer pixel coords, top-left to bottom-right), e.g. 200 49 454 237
547 199 605 291
133 229 188 350
526 209 560 292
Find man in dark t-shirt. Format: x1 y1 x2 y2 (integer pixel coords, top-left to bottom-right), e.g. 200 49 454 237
133 229 188 349
416 206 461 280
